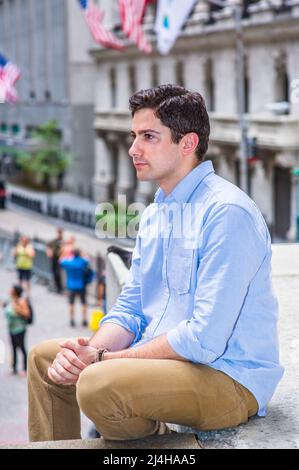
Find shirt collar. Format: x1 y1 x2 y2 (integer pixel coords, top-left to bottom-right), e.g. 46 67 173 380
154 160 215 204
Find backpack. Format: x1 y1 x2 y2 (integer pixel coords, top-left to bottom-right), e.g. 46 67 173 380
26 298 34 325
84 265 95 285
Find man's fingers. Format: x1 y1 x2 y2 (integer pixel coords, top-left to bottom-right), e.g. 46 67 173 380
56 353 83 376
60 349 87 369
48 367 64 384
77 337 89 346
48 365 77 385
59 339 78 351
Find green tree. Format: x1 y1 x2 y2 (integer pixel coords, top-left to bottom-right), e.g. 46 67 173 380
17 120 71 204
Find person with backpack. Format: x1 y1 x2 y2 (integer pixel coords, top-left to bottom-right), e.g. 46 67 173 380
3 284 30 377
60 249 94 327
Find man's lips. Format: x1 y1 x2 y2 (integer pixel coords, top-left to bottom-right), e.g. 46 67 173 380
134 162 148 168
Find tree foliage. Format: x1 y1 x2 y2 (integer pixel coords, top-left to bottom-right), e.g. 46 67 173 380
16 120 71 182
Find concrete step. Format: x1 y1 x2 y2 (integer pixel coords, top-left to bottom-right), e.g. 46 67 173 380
1 434 202 450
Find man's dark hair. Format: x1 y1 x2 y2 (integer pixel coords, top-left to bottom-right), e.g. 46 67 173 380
73 249 81 258
129 84 210 160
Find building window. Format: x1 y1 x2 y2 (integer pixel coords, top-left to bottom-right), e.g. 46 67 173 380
275 53 289 114
205 59 215 112
0 122 8 133
128 64 137 95
110 67 116 108
151 62 159 88
11 123 20 135
176 60 184 87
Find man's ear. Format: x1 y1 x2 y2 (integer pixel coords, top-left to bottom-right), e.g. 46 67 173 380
181 133 199 155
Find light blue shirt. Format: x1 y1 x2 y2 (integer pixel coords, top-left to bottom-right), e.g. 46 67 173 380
101 160 284 416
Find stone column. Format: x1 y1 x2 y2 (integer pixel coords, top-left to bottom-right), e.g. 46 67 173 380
250 160 274 228
115 142 136 202
288 43 299 116
157 56 176 85
214 49 237 114
183 54 207 95
136 59 152 90
248 47 276 114
93 133 114 203
116 62 130 110
95 63 111 109
217 154 236 184
286 172 297 241
135 180 157 205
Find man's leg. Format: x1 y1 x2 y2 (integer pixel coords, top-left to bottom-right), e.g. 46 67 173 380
77 359 258 441
10 334 18 374
80 289 88 326
69 291 76 326
28 339 81 442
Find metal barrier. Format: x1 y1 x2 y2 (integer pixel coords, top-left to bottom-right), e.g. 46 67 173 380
32 240 52 283
10 192 95 230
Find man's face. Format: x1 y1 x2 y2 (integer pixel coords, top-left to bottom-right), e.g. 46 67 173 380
129 109 182 191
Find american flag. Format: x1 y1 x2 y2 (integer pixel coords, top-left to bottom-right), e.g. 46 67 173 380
78 0 125 51
119 0 152 54
0 53 21 104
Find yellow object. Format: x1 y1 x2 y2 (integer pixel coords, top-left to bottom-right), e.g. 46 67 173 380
89 309 105 332
16 245 34 270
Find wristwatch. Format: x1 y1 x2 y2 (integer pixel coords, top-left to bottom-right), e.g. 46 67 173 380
93 348 109 363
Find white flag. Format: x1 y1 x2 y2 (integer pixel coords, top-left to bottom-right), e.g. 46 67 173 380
154 0 197 55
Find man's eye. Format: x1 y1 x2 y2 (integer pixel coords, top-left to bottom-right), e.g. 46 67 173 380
144 134 154 141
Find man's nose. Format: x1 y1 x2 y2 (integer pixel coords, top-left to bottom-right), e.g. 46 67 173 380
128 138 142 158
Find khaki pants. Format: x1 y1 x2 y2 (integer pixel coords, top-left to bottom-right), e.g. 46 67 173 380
28 339 258 442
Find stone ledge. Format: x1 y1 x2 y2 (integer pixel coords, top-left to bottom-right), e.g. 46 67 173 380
0 434 202 450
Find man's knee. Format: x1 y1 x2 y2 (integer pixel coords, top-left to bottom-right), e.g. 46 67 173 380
28 339 62 375
76 361 127 419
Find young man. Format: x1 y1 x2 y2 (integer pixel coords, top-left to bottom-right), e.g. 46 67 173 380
28 85 284 442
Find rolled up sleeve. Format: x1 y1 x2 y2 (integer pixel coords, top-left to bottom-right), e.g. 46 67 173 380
167 204 267 364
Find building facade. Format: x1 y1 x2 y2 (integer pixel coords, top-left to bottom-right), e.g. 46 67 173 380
0 0 96 198
91 0 299 240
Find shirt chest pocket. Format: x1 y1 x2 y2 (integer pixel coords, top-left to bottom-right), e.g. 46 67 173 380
166 251 193 294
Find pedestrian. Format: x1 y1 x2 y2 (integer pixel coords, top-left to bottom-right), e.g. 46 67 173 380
96 254 106 313
59 248 89 327
13 236 35 295
3 284 29 377
46 227 64 293
28 84 284 443
59 235 76 260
